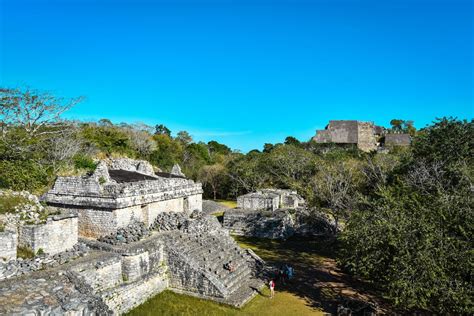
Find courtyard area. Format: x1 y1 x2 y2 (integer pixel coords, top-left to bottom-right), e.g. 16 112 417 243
127 235 390 315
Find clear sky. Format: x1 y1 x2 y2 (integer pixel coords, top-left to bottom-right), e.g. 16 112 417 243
1 0 472 152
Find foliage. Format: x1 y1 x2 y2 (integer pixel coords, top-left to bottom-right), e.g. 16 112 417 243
0 193 30 214
73 154 97 173
339 118 474 314
0 160 51 193
17 246 35 259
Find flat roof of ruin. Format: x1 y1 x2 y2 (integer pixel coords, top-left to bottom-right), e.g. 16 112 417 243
108 169 186 183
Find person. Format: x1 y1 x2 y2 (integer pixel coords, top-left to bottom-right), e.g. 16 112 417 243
228 261 235 272
287 265 294 280
224 261 235 272
269 279 275 298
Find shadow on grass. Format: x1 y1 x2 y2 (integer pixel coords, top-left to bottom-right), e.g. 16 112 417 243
234 236 391 315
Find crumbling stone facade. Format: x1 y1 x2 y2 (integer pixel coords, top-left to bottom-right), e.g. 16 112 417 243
0 159 263 314
0 231 17 261
312 120 381 152
18 213 78 255
384 133 411 147
237 189 304 211
43 159 203 238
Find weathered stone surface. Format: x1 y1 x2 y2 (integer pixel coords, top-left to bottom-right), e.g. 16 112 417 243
384 133 411 147
223 208 335 239
202 199 230 215
0 230 17 261
237 189 305 211
0 242 90 281
171 164 185 177
18 213 78 255
312 120 379 152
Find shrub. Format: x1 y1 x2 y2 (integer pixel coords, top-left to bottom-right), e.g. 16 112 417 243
0 193 30 215
73 154 97 173
17 246 35 259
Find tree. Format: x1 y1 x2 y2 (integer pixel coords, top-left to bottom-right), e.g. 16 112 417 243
311 161 359 232
390 119 404 132
0 87 83 138
176 131 193 145
284 136 301 146
339 117 474 314
154 124 171 136
98 118 113 127
199 163 226 200
263 143 274 153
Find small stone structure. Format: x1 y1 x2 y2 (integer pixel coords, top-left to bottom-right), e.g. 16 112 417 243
43 159 203 238
384 133 411 147
225 189 334 239
237 189 304 212
312 120 382 152
18 212 78 255
0 231 17 261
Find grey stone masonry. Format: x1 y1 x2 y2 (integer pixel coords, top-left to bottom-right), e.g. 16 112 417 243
18 213 78 255
237 192 279 211
312 120 380 152
384 133 411 146
42 158 203 238
237 189 305 211
43 158 203 210
0 230 17 261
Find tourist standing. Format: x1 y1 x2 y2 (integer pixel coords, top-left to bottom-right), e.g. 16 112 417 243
269 279 275 299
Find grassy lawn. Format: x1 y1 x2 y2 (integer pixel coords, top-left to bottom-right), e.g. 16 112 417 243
126 288 323 316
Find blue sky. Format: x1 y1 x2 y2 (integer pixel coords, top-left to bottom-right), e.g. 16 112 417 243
1 0 472 152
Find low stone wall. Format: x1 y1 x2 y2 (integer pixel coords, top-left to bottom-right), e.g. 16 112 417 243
223 210 295 239
122 251 150 282
18 214 78 255
72 256 123 293
237 194 279 211
0 231 17 261
223 209 336 239
102 271 168 314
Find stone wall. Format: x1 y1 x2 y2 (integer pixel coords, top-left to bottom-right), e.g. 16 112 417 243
143 198 185 226
102 271 168 314
76 197 191 238
357 121 377 152
385 133 411 146
122 251 150 282
237 194 279 211
72 256 123 292
223 209 336 239
0 231 17 261
186 194 202 213
18 214 78 255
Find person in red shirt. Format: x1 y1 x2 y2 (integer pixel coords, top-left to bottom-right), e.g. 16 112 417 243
269 279 275 299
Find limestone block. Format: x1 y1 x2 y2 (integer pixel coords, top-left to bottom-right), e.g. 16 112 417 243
0 231 17 261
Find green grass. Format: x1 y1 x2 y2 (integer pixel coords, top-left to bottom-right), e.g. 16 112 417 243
127 288 323 316
215 199 237 209
17 246 35 259
126 236 329 316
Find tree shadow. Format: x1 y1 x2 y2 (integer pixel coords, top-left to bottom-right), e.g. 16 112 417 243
235 236 395 315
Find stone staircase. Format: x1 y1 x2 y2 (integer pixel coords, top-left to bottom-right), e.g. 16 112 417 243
160 231 263 307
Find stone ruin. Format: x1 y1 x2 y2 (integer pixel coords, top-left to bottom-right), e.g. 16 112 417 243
224 189 335 239
312 120 411 152
0 158 264 314
237 189 305 212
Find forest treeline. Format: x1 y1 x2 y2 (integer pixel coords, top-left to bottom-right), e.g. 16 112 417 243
1 87 472 314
